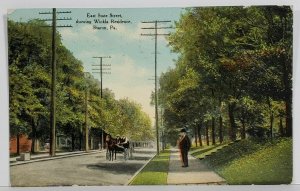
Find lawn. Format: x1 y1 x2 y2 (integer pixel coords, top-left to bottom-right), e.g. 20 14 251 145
203 138 293 184
190 143 228 159
129 150 171 185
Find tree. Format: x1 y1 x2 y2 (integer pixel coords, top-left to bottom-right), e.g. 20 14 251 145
8 20 51 153
161 6 292 145
8 19 155 154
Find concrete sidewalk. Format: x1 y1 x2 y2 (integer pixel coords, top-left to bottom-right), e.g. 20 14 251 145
167 148 226 185
10 150 103 166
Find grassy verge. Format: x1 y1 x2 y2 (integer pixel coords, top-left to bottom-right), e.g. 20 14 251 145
203 138 292 184
190 143 228 159
130 150 171 185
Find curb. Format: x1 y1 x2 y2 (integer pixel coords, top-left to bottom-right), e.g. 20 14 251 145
125 153 157 185
10 150 103 166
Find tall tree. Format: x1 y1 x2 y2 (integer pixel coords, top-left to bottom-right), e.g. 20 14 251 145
163 6 292 143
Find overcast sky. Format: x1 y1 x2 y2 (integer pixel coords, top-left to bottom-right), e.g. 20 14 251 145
8 8 184 124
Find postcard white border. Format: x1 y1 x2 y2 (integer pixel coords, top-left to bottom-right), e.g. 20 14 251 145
1 0 300 190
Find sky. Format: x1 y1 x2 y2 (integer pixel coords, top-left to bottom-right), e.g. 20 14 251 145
8 8 185 124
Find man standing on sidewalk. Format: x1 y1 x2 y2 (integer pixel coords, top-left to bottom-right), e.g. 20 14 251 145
178 128 191 167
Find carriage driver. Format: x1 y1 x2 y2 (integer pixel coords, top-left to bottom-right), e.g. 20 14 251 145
115 136 129 150
116 135 121 144
120 136 129 149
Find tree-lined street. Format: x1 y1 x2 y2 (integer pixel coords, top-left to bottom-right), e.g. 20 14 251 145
8 6 293 186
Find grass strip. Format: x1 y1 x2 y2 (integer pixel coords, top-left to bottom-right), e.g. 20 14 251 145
204 138 293 184
190 144 228 159
130 149 171 185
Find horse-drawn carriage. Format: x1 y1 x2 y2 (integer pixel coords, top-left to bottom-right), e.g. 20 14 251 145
105 135 130 161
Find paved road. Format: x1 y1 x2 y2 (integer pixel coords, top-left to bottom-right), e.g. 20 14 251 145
10 148 156 186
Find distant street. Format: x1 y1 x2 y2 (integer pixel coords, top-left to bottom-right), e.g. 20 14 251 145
10 148 155 186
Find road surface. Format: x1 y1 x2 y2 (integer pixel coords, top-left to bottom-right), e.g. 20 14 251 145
10 148 155 186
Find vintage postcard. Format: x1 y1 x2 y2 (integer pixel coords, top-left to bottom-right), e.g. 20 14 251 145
8 6 292 186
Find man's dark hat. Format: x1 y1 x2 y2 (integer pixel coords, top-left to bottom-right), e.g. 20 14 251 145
180 128 187 133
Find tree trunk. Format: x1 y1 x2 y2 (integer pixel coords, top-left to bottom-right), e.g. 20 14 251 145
211 117 216 145
71 134 75 151
80 132 83 151
31 136 36 153
241 120 246 139
17 133 20 155
267 98 274 140
218 97 223 143
228 102 237 141
162 131 165 150
219 115 223 143
101 132 105 149
198 123 203 147
282 55 292 137
194 126 198 147
31 118 36 154
285 98 292 137
206 121 210 146
90 136 93 150
279 116 285 136
270 111 274 139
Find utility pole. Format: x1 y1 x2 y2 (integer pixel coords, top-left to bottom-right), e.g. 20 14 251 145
39 8 72 157
92 56 111 150
160 107 165 151
85 84 89 152
83 72 90 152
141 20 172 155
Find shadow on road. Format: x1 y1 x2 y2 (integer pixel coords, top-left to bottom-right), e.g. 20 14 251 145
95 155 106 159
86 162 141 175
85 148 156 175
132 150 156 155
132 156 152 160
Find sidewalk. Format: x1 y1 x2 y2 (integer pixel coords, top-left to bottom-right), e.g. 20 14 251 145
167 148 226 185
10 149 103 166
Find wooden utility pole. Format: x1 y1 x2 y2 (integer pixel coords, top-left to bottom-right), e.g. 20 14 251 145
50 8 57 157
141 20 172 155
85 82 89 152
92 56 111 150
83 72 92 152
39 8 72 156
160 107 165 150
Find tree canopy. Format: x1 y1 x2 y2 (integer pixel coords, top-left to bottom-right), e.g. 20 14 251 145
8 19 154 153
158 6 292 145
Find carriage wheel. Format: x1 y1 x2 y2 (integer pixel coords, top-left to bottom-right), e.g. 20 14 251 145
124 148 128 161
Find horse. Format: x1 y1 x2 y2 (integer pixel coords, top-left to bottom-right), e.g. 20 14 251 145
105 135 117 161
105 135 129 161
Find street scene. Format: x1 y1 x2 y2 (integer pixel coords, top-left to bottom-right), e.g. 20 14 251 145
8 6 292 186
